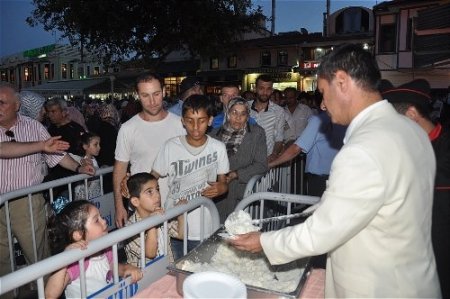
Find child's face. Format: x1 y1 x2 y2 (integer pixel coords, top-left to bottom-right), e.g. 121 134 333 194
134 180 161 214
83 136 101 157
181 108 212 146
84 205 108 241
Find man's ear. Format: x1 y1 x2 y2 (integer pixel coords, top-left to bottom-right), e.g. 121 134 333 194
72 230 83 242
208 116 213 126
405 106 420 121
334 70 350 93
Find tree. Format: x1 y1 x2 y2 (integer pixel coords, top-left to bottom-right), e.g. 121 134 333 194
27 0 266 68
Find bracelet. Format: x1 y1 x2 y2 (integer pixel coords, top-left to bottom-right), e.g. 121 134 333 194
75 164 81 173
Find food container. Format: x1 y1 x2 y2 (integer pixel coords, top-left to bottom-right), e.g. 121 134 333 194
167 228 312 299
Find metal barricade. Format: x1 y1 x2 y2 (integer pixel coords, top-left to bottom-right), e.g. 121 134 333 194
0 167 114 288
242 154 306 229
0 196 219 298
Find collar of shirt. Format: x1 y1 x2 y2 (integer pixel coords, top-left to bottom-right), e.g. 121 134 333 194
250 100 269 113
429 122 442 142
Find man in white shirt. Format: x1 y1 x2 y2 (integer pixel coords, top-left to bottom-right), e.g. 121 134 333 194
231 44 440 298
248 75 287 162
113 72 185 227
283 87 312 144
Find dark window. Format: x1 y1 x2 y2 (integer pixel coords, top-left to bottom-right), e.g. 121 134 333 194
228 55 237 68
278 51 288 66
210 57 219 69
261 51 271 66
379 23 397 53
9 69 15 82
70 64 74 79
61 63 67 79
78 66 84 78
94 66 100 75
50 64 55 80
406 18 412 51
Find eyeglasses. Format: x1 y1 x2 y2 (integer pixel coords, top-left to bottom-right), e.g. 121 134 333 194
5 130 16 142
229 110 248 118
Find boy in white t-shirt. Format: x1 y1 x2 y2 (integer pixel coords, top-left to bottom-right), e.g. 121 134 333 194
152 95 229 260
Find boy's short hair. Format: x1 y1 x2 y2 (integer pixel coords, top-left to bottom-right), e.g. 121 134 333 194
127 172 158 199
182 94 214 117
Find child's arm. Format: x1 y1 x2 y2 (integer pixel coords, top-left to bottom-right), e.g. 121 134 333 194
144 208 164 259
45 268 71 299
117 263 143 283
45 240 88 299
201 174 228 198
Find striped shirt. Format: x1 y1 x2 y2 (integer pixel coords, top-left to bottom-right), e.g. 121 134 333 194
0 114 65 193
248 100 286 154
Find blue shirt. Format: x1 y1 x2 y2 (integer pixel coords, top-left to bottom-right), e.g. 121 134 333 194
295 112 346 175
168 99 183 116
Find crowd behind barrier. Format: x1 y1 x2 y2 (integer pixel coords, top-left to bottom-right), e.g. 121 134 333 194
0 154 307 298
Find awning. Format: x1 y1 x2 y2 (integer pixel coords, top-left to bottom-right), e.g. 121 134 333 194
23 78 109 96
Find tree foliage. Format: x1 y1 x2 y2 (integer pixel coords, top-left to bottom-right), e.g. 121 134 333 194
27 0 266 67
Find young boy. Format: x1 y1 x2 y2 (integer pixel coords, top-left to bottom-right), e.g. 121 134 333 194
124 172 184 266
152 95 229 260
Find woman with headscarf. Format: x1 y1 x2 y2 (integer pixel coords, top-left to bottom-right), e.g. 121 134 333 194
210 97 268 223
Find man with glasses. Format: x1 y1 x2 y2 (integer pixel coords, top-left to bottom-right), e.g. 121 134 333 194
0 83 94 296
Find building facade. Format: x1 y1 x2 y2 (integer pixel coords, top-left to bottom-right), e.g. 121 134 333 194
373 0 450 89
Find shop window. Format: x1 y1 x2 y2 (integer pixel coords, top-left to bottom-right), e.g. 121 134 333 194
86 65 91 76
78 66 84 78
228 55 237 68
261 51 271 66
61 63 67 79
24 66 32 82
44 64 50 80
278 51 288 66
94 66 100 75
210 57 219 69
1 70 7 81
379 23 397 53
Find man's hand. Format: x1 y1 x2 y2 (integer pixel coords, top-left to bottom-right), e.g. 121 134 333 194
43 136 69 154
78 164 95 176
120 173 131 198
229 231 263 253
115 205 128 228
226 171 238 184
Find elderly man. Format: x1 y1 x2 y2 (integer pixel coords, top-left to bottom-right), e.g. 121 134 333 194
0 83 94 296
231 44 441 297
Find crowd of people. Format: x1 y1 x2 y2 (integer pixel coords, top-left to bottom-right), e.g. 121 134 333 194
0 42 448 298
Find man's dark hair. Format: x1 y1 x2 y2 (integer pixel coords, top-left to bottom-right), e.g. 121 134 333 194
182 94 214 117
255 74 273 86
317 43 381 92
284 87 297 95
221 83 239 90
392 102 432 120
127 172 157 198
135 72 163 91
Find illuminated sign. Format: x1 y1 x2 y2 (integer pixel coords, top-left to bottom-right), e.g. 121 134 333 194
302 61 320 69
23 44 56 58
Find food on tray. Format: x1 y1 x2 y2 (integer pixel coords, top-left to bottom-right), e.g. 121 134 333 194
181 243 303 293
224 210 260 235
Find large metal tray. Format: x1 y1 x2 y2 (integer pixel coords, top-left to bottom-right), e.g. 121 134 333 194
167 228 312 299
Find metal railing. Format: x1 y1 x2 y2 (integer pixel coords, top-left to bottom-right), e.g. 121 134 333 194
0 167 113 289
0 197 219 298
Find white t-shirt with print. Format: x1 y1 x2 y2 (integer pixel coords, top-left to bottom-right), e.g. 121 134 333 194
152 136 229 240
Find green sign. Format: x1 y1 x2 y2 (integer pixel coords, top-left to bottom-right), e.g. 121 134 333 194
23 44 56 58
